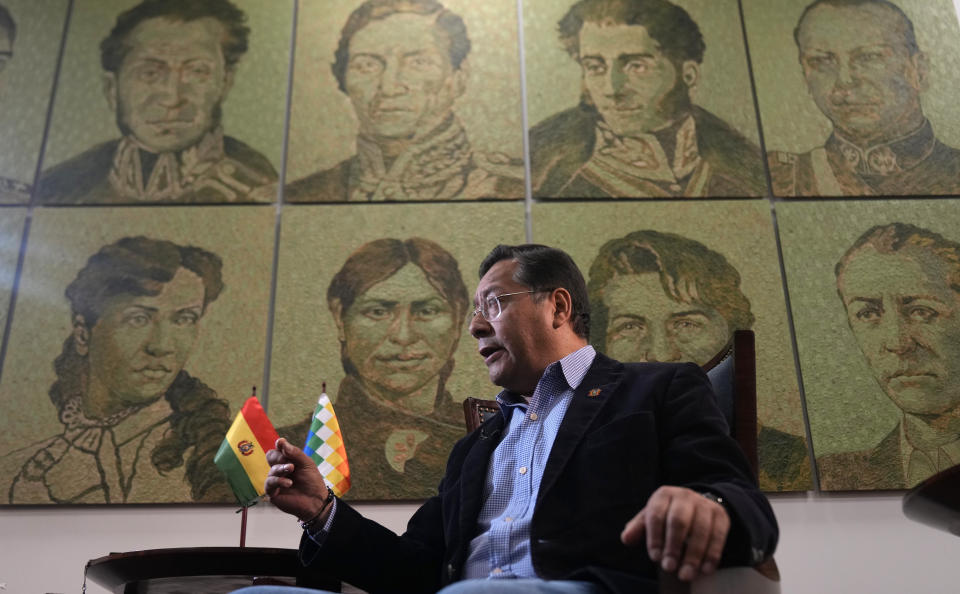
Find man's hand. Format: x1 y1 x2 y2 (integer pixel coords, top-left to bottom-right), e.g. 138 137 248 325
264 437 330 523
621 486 730 582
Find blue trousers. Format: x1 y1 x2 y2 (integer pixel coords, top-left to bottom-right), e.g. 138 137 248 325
232 578 604 594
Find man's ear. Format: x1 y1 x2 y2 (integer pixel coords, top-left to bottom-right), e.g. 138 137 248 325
102 72 118 113
681 60 700 90
550 288 574 330
73 314 91 356
911 51 929 92
450 60 468 101
221 66 236 99
330 300 346 342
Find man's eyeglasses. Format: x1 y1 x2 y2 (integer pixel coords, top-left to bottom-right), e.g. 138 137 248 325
469 290 551 322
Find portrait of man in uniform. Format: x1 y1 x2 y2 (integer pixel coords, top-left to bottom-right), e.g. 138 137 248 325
586 229 811 489
768 0 960 196
35 0 278 205
284 0 523 203
279 237 469 500
528 0 765 199
818 223 960 489
0 236 233 504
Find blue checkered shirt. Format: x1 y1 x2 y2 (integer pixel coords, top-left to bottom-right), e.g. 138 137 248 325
463 345 597 579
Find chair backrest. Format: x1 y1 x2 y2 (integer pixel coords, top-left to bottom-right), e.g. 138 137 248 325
702 330 758 479
463 397 498 434
462 330 759 478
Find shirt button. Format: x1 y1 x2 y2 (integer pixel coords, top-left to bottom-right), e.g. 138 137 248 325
519 466 528 475
529 413 538 421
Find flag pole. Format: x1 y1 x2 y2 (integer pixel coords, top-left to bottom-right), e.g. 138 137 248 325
239 385 257 549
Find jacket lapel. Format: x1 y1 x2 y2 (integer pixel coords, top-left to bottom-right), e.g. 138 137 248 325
458 410 505 537
537 353 625 504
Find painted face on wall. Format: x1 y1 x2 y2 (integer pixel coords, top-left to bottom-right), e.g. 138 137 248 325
601 272 729 365
345 12 464 141
578 21 694 138
105 17 234 153
85 267 206 412
340 263 459 403
839 245 960 417
796 3 926 145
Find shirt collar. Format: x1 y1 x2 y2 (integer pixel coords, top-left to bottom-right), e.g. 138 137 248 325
496 345 597 408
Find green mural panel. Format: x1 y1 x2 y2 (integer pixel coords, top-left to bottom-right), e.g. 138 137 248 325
533 200 811 491
35 0 292 205
779 199 960 490
0 206 275 504
525 0 765 198
743 0 960 196
284 0 525 201
0 0 69 204
269 202 525 500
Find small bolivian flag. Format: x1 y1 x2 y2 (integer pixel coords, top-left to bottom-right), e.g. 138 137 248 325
304 387 351 497
214 394 280 507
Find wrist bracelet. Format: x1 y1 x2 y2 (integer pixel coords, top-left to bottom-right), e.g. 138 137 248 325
298 485 335 531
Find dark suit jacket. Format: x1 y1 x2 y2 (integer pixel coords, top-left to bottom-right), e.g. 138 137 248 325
299 355 778 593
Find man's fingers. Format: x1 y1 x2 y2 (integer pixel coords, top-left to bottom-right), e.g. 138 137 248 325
661 494 694 573
677 507 712 581
620 508 647 546
643 490 672 563
264 474 293 495
700 506 730 576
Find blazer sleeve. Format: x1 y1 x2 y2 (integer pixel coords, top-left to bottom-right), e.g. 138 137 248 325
656 363 779 566
298 493 447 593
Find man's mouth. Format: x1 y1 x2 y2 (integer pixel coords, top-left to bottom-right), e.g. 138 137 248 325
479 345 504 365
377 352 429 369
886 369 937 385
148 120 194 128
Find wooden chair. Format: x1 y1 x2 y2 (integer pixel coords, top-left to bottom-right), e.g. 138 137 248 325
462 330 780 593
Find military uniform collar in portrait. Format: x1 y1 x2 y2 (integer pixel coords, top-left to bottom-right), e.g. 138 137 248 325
530 103 766 198
770 120 960 198
35 127 278 205
285 114 522 202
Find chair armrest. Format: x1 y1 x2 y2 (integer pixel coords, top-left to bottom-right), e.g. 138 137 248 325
659 559 780 594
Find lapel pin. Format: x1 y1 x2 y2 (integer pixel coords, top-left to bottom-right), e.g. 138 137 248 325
587 388 602 398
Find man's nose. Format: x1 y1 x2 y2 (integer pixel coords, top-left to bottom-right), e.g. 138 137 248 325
834 60 859 88
469 311 491 339
881 314 918 355
645 331 680 363
379 58 408 96
156 70 187 107
600 66 626 98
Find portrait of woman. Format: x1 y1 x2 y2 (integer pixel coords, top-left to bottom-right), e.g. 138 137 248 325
1 236 233 503
279 236 469 500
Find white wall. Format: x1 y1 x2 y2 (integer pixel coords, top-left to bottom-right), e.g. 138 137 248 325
0 493 955 594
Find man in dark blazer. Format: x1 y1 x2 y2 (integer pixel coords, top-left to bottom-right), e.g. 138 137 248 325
247 244 777 594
